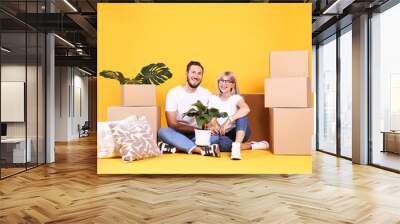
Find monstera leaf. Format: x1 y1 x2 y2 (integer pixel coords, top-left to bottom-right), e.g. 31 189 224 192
133 63 173 85
99 70 128 84
183 100 228 130
99 63 173 85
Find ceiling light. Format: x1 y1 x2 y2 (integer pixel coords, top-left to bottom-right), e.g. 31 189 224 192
78 67 93 76
54 34 75 48
63 0 78 12
322 0 355 15
76 48 85 55
1 47 11 53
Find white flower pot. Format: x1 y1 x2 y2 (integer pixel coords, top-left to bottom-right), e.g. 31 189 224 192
195 129 211 146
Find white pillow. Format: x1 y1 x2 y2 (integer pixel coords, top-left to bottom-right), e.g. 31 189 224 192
97 116 138 158
97 121 119 158
110 116 160 162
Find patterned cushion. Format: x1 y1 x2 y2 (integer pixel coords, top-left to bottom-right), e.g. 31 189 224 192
97 121 119 158
109 116 160 162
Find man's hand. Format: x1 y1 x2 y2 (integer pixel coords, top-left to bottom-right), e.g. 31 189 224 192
166 111 195 133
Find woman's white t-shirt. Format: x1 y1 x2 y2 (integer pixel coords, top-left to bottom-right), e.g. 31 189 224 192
208 94 243 132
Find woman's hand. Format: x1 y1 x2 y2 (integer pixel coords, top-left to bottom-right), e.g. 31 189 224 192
219 119 232 136
207 119 220 135
210 126 219 135
219 124 225 136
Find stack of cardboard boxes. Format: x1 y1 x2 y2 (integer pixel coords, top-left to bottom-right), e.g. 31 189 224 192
107 85 160 144
265 51 313 155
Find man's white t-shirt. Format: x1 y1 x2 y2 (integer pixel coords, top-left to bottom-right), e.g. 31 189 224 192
165 86 211 128
208 94 243 132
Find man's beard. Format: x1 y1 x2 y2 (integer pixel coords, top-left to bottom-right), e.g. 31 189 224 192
187 77 201 89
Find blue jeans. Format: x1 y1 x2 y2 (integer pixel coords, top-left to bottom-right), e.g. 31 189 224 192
218 116 251 152
158 128 220 154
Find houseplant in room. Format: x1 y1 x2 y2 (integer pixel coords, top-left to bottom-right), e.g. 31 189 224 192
99 63 173 106
183 100 228 146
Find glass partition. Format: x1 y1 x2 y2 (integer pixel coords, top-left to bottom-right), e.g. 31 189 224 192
370 3 400 171
0 1 46 179
317 35 337 154
1 30 28 177
27 30 38 169
38 32 45 165
339 28 352 158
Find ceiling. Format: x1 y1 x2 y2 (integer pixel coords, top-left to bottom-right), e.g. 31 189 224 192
0 0 392 74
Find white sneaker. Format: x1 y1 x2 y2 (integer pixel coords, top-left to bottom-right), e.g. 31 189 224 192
231 142 241 160
251 141 269 150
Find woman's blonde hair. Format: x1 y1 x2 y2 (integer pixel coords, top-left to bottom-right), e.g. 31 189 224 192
217 71 240 95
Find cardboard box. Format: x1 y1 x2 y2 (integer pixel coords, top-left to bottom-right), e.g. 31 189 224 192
265 77 311 108
242 94 270 142
120 84 156 106
108 106 160 144
270 51 308 77
269 108 313 155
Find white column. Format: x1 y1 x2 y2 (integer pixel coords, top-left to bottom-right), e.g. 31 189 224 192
352 14 369 164
46 32 55 163
45 0 56 163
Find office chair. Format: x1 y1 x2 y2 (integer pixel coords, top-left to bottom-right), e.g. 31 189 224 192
78 121 90 138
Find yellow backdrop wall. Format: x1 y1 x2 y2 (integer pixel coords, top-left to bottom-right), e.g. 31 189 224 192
97 3 312 126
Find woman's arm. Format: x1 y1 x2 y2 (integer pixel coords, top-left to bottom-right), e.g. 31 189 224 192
229 98 250 122
219 98 250 135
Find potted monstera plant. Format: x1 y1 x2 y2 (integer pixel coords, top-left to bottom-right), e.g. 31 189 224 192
183 100 228 146
99 63 173 106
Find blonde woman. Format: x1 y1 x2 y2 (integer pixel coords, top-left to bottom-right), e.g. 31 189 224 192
208 71 268 158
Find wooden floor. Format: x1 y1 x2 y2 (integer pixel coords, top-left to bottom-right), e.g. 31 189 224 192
373 150 400 171
1 167 26 178
1 136 400 223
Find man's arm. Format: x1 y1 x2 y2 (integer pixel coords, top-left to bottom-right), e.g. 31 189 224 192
166 111 196 133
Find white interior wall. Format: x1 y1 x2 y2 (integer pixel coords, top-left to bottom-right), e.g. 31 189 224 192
1 64 45 163
1 65 30 138
54 67 89 141
74 72 88 124
55 66 70 141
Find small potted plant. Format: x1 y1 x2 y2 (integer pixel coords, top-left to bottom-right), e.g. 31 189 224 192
183 100 228 146
99 63 173 106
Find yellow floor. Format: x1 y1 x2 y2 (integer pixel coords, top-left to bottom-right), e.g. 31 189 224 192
97 150 312 174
